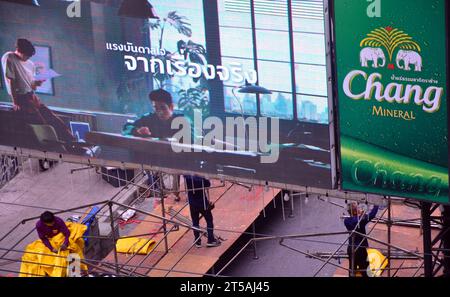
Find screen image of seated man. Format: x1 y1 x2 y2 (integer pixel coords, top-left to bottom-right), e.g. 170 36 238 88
122 89 179 139
123 89 183 199
1 38 76 144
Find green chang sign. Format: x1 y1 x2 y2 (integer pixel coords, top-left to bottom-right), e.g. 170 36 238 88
332 0 449 203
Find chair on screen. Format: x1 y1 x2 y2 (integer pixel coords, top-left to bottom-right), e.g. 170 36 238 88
28 124 67 152
28 124 101 157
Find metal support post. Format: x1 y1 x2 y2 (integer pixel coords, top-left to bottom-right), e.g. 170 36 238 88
252 222 259 260
421 202 433 277
350 233 355 277
108 201 119 275
289 190 294 218
159 175 169 254
442 205 450 277
387 196 392 277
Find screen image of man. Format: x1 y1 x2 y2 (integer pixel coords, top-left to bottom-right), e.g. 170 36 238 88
123 89 179 139
36 211 70 253
1 38 76 144
123 89 183 199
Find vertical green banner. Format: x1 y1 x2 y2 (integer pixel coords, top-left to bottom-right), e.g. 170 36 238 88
333 0 449 203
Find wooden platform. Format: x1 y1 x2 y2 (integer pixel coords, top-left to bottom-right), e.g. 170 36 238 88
103 180 280 277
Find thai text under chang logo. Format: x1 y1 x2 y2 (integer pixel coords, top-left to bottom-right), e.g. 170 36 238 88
343 70 443 113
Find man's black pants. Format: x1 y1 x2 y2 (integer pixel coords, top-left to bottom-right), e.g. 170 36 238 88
348 247 369 277
189 206 214 243
16 92 75 143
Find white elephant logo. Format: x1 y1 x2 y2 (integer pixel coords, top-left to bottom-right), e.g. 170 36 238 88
360 26 422 71
360 47 386 68
396 50 422 72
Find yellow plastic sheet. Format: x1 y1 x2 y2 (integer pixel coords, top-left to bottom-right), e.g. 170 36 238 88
367 248 389 277
116 237 156 255
19 222 88 277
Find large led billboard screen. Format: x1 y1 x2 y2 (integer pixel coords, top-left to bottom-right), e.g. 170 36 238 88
331 0 449 203
0 0 334 189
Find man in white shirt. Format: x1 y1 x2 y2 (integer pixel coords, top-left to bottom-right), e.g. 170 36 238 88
1 38 75 143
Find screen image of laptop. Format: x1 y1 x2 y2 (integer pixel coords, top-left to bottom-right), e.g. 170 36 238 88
70 121 91 142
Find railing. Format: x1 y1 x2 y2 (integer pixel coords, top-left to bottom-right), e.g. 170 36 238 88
0 167 230 277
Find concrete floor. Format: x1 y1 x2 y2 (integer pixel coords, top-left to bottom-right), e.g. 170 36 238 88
0 159 428 277
221 194 348 277
219 194 428 277
0 161 348 277
0 158 141 275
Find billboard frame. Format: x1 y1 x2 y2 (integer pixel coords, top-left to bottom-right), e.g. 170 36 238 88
328 0 450 205
323 0 339 190
446 0 450 206
0 143 385 204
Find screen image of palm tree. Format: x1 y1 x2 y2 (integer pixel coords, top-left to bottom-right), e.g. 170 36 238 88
146 10 209 116
149 11 192 49
147 11 207 88
360 27 421 69
178 87 209 118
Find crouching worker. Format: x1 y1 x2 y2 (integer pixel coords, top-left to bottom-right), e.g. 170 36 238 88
36 211 70 254
20 211 88 277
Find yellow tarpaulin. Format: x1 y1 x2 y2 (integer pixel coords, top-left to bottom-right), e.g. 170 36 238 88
367 248 389 277
19 222 88 277
116 237 156 255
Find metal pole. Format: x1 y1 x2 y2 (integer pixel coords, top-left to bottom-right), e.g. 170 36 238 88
289 190 294 218
0 227 36 261
442 205 450 277
216 231 350 276
252 222 258 260
281 191 286 221
355 231 425 259
421 202 433 277
313 209 373 277
108 201 120 275
159 175 169 253
125 181 233 275
20 200 110 224
262 187 266 218
215 240 253 276
350 232 355 277
387 196 392 277
0 222 23 243
130 224 179 276
299 192 302 218
432 239 444 276
280 240 352 273
272 188 276 208
164 230 208 277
